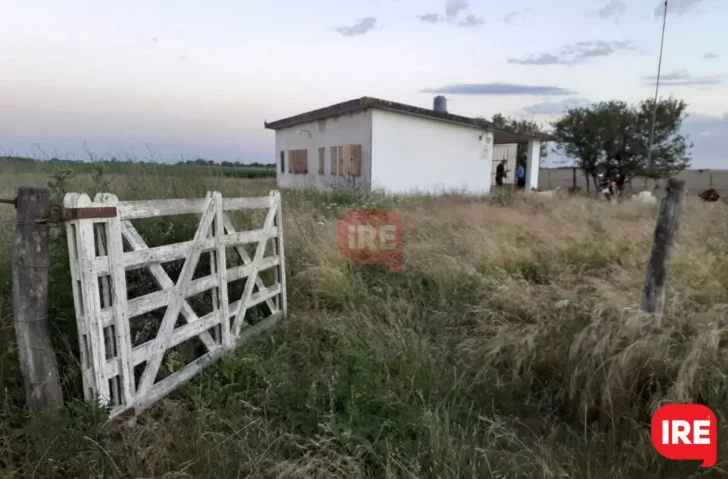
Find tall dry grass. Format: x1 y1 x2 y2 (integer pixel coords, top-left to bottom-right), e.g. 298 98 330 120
0 166 727 477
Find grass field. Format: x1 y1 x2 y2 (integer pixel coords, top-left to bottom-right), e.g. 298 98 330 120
1 165 728 478
0 156 277 179
540 168 728 194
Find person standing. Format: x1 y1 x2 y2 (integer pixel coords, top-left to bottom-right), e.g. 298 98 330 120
515 162 526 189
495 160 507 187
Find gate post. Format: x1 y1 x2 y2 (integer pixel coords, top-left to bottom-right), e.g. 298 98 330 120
13 187 64 412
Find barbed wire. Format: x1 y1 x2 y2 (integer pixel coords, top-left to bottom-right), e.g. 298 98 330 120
0 218 53 228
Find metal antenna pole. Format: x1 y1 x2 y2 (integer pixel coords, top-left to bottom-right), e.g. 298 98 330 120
646 0 668 173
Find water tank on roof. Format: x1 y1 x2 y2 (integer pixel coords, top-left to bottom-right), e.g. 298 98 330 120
434 95 447 113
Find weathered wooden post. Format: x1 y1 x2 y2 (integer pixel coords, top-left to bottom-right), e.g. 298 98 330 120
641 179 686 329
12 187 64 412
572 167 577 189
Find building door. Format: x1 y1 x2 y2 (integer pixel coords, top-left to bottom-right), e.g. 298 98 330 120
492 145 516 186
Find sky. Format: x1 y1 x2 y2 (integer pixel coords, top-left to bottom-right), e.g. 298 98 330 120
0 0 726 168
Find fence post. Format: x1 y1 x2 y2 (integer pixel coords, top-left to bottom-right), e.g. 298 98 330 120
12 187 64 412
641 179 686 329
572 167 576 189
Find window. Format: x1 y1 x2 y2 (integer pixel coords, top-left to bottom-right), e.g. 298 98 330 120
288 149 308 174
318 147 325 175
280 151 285 173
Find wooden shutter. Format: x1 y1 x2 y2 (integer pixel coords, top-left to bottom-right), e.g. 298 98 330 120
330 147 338 175
338 145 346 176
288 149 308 174
318 147 325 175
349 144 362 176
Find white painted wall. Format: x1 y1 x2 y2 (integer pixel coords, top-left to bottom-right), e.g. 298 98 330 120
370 109 493 195
526 139 541 190
274 109 372 190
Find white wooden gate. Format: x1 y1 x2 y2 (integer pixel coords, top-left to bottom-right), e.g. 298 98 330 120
64 190 286 423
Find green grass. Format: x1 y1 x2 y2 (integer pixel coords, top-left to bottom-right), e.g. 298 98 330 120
0 165 728 477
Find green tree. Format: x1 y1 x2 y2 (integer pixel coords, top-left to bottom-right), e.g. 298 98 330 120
552 96 692 191
632 97 692 182
551 107 602 192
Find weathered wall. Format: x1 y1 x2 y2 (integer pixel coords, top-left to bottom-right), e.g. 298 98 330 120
274 109 373 191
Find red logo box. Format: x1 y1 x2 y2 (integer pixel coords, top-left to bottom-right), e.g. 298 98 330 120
337 209 403 272
651 403 717 468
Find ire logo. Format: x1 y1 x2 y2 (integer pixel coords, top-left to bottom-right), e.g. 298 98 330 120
651 404 718 467
337 209 403 272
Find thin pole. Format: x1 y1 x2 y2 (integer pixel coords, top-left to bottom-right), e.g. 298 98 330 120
646 0 669 173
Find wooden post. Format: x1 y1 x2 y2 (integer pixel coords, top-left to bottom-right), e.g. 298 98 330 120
641 179 686 329
572 167 577 189
12 187 64 412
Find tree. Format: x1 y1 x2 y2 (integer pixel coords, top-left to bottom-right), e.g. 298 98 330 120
552 96 692 191
490 114 549 165
632 97 692 182
551 107 602 192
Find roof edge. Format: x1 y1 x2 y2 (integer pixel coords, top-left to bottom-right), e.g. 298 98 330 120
263 96 556 142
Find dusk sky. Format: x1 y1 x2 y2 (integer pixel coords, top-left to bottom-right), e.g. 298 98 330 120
0 0 725 168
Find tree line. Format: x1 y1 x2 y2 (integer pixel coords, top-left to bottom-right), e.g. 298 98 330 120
489 96 692 192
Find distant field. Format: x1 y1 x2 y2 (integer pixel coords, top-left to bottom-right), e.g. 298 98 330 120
540 168 728 193
0 157 276 179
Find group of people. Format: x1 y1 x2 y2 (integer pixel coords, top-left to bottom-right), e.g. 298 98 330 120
496 159 620 200
495 159 526 189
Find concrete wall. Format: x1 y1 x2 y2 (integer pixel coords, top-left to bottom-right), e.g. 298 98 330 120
274 109 373 190
370 109 493 195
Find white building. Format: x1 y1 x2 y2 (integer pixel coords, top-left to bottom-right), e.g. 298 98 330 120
264 96 552 195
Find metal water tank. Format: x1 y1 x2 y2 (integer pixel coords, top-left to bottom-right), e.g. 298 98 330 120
433 95 447 113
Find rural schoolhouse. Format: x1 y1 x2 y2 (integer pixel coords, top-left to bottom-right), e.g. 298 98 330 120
264 96 552 195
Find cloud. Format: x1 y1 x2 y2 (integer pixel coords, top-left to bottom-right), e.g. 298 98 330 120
335 17 378 36
504 12 518 22
521 98 594 115
420 83 577 96
508 40 636 65
417 13 440 23
705 52 718 60
445 0 469 20
641 69 724 86
590 0 627 21
417 0 484 27
459 14 484 27
654 0 704 18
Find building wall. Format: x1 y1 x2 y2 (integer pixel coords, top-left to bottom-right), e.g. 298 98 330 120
371 109 493 195
274 109 373 190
